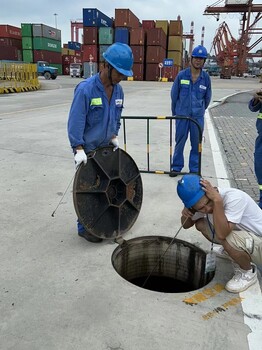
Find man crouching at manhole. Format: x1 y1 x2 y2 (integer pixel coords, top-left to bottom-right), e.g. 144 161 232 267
177 174 262 293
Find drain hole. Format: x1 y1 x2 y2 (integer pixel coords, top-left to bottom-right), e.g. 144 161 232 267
112 236 215 293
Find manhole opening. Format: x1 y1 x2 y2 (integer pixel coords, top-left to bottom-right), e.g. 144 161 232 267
112 236 215 293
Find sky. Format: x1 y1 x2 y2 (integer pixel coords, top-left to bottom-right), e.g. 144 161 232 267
1 0 261 55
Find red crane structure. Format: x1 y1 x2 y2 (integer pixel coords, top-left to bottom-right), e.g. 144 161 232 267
204 0 262 76
71 20 83 43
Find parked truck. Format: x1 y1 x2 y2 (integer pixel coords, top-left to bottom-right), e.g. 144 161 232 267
70 63 83 78
220 66 232 79
37 61 58 80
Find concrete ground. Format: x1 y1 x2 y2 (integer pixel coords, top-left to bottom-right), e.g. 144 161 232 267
0 76 262 350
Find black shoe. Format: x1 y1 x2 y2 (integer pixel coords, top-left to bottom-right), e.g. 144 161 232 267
78 231 103 243
169 170 180 177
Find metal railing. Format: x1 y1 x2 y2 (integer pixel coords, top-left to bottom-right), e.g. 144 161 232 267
121 115 203 175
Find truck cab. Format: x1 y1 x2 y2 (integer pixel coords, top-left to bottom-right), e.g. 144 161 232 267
70 63 83 78
37 61 58 80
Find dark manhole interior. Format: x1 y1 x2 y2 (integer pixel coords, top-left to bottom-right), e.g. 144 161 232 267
112 236 215 293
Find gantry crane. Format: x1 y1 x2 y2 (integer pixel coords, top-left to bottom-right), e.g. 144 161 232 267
204 0 262 76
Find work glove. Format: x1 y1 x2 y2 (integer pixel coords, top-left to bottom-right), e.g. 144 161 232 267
74 149 87 169
110 137 119 151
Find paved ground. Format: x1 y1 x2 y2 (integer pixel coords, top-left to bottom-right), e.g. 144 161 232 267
209 90 259 202
0 76 262 350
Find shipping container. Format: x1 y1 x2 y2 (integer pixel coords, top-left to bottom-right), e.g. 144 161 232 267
130 28 145 46
83 27 98 45
155 20 169 36
62 63 70 75
99 45 110 62
21 23 32 37
168 36 183 52
83 61 98 78
33 37 61 53
225 0 249 4
114 27 129 44
68 41 81 51
82 45 98 62
0 37 22 50
68 49 75 56
62 55 82 64
22 49 33 63
99 27 114 45
83 8 113 27
115 9 140 28
130 45 145 63
32 24 61 41
167 51 182 66
162 65 179 81
62 48 69 55
132 63 144 80
0 25 21 39
98 62 105 72
33 50 62 64
146 46 166 63
142 20 155 30
0 46 18 60
169 20 183 36
147 28 167 49
22 37 33 50
145 63 161 81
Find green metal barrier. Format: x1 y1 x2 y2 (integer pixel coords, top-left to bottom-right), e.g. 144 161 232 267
121 116 203 175
0 62 40 94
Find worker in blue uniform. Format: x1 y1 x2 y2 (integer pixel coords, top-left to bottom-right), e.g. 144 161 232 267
248 89 262 208
68 42 134 242
169 45 212 177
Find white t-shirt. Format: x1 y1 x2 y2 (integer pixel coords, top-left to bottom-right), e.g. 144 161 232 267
193 188 262 237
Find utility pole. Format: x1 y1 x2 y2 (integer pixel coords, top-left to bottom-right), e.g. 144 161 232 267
54 13 58 29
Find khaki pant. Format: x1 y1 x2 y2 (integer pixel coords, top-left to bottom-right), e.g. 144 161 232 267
203 218 262 265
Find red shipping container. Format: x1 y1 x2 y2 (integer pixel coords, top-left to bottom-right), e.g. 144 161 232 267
162 66 179 81
142 20 155 30
130 28 145 46
131 45 145 63
114 9 140 28
146 46 166 64
0 25 21 39
82 45 98 62
0 45 18 60
145 63 161 81
83 27 98 45
62 55 82 64
63 43 68 48
169 20 183 36
147 28 167 49
63 63 70 75
0 37 22 49
75 51 82 58
132 63 144 81
33 50 62 64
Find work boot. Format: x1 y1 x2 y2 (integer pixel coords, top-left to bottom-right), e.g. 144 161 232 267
78 231 103 243
169 170 180 177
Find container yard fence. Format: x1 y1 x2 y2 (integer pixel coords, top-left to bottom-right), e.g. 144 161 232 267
0 62 40 94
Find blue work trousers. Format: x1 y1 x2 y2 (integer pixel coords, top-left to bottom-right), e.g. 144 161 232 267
172 117 204 173
255 118 262 208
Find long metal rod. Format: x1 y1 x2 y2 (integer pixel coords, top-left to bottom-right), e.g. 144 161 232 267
51 173 75 217
141 218 188 288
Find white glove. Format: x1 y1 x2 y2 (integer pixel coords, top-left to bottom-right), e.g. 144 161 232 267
74 149 87 168
111 137 119 151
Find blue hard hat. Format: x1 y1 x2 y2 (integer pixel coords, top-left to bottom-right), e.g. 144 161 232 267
191 45 208 59
103 42 133 77
177 174 205 208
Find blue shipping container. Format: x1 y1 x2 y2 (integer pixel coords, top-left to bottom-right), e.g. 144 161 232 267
68 41 81 51
83 8 113 27
114 28 129 44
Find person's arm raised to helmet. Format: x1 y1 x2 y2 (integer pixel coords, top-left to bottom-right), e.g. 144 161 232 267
181 207 195 229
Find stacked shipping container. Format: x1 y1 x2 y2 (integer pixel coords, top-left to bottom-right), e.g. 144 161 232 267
62 45 82 75
21 23 62 74
0 25 22 61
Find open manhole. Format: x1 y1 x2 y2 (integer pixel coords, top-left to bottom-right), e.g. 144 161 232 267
112 236 215 293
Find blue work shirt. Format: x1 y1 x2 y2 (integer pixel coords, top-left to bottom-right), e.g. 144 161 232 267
249 98 262 114
68 73 124 152
171 67 212 118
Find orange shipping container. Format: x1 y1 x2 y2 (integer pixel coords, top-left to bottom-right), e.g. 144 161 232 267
132 63 144 80
169 20 183 36
146 28 167 49
146 46 166 64
130 28 145 46
114 8 140 28
131 45 145 63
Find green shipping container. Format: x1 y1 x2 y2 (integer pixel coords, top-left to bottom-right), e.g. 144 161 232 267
33 37 61 53
21 23 32 37
99 27 114 45
22 37 33 50
23 49 33 63
50 63 62 75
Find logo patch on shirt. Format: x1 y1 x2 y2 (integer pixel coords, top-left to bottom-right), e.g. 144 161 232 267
199 85 207 90
115 99 123 106
90 98 102 106
181 79 190 85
